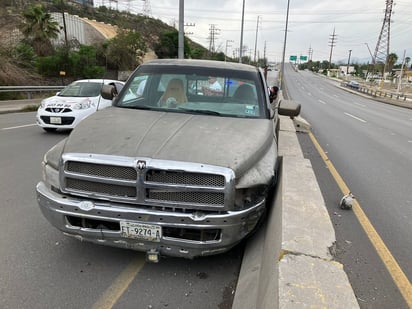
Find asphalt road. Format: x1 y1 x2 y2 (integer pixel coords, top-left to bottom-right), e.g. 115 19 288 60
0 112 242 309
283 64 412 308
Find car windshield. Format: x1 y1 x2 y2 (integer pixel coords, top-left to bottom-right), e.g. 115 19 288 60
115 67 266 119
59 82 103 97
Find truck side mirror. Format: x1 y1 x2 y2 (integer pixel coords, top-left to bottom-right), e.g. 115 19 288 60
278 99 301 118
101 84 116 100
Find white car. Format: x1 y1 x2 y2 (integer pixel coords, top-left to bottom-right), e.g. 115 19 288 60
36 79 124 132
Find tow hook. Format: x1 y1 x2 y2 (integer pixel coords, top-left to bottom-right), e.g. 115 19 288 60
146 249 160 263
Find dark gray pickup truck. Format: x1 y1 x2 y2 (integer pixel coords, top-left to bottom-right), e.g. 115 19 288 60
36 59 300 261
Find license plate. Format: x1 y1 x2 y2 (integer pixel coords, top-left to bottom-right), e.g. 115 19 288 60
120 222 162 242
50 116 62 124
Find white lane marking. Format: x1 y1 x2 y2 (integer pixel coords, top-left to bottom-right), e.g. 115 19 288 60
318 100 326 105
344 112 367 123
353 102 366 107
1 124 37 130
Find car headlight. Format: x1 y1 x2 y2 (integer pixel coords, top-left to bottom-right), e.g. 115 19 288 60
40 100 47 109
72 99 92 110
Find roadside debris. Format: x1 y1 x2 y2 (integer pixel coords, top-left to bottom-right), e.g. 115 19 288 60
340 192 355 210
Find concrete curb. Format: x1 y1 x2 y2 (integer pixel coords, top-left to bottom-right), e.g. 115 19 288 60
232 116 359 309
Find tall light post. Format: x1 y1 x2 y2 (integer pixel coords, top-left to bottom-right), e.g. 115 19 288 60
239 0 245 63
178 0 184 59
280 0 290 89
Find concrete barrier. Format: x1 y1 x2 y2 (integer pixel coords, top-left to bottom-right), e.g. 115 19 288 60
232 116 359 309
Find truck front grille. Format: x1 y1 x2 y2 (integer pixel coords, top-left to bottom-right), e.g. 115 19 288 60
61 155 234 211
67 161 137 180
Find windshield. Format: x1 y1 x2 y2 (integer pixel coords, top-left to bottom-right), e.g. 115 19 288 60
116 67 267 118
59 82 103 97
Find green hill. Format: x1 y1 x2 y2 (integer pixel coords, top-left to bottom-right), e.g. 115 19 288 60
0 1 209 86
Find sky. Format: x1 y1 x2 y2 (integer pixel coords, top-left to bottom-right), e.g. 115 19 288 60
94 0 412 65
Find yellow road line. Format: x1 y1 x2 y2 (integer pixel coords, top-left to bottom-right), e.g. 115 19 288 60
92 257 146 309
309 131 412 307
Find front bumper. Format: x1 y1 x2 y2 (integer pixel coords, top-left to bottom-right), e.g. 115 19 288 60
36 181 266 259
36 109 94 130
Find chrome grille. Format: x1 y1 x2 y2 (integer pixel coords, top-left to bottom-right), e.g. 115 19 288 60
67 161 137 180
146 170 225 187
147 190 224 205
62 156 233 211
66 178 136 197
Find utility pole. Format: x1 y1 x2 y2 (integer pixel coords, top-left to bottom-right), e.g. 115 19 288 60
60 0 68 48
141 0 152 16
208 24 220 54
263 41 267 66
178 0 184 59
184 22 195 35
280 0 290 90
308 46 313 61
239 0 245 63
225 40 234 62
397 50 406 95
346 49 352 76
328 28 337 70
253 15 261 64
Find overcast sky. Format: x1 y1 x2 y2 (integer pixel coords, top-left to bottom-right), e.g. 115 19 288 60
95 0 411 64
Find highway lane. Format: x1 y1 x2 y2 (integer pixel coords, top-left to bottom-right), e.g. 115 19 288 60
284 64 412 308
0 112 242 309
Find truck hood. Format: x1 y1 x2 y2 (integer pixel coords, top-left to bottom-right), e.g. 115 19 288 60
63 107 275 175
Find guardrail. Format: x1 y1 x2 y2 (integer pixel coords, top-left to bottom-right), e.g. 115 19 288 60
0 86 65 99
341 82 411 102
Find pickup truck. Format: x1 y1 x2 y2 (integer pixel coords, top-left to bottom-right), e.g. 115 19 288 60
36 59 300 261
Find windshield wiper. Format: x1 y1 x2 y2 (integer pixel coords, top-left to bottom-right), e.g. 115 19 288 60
177 108 221 116
118 104 155 110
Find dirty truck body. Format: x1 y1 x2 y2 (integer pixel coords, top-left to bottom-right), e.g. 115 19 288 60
36 59 289 260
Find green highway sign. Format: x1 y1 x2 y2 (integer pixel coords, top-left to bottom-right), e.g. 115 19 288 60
300 55 308 61
289 55 297 61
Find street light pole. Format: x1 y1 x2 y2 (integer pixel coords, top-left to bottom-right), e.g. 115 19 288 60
280 0 290 90
178 0 184 59
239 0 245 63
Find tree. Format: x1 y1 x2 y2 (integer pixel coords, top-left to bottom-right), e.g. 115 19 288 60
105 29 146 71
154 31 191 59
405 57 411 70
20 4 60 56
386 52 398 73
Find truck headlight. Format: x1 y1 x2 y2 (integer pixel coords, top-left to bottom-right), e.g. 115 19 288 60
42 161 60 190
234 185 267 210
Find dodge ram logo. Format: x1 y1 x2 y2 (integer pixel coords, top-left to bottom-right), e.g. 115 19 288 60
136 160 146 170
